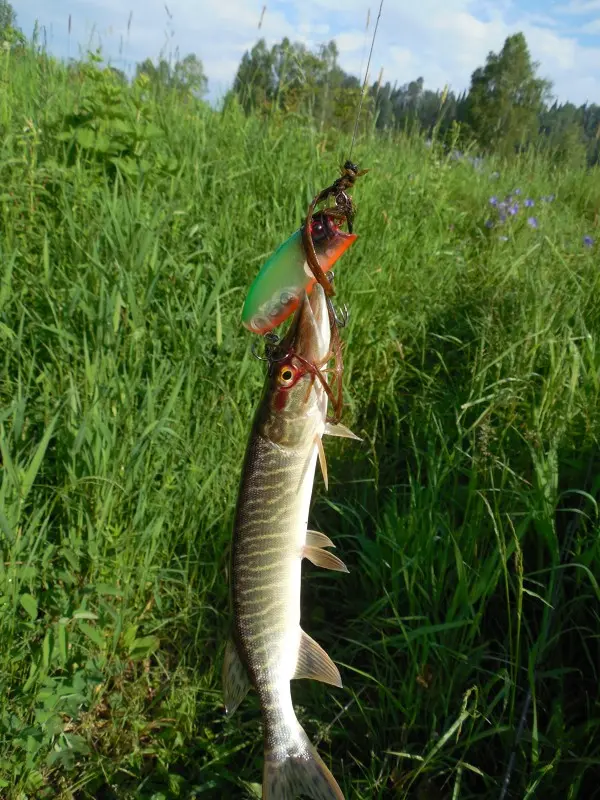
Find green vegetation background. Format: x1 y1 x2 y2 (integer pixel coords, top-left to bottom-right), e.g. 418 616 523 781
1 38 600 800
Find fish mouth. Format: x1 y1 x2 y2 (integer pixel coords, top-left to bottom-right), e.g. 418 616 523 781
281 284 331 367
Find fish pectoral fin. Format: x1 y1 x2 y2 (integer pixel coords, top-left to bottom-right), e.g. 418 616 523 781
222 636 251 716
303 545 349 573
306 529 335 549
324 422 362 441
293 630 342 687
316 435 328 491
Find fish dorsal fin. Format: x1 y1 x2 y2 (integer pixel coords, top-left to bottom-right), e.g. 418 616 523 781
306 529 335 549
316 435 328 491
303 545 348 573
324 422 362 441
294 630 342 687
222 636 251 715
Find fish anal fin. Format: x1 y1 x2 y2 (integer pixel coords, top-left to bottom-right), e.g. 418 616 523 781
316 435 328 491
303 545 348 573
306 529 335 549
293 629 342 687
222 636 251 715
324 422 362 441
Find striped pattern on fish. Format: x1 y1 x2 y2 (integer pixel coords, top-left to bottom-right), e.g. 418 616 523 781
223 284 359 799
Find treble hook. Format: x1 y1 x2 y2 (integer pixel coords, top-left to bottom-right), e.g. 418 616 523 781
251 332 290 364
333 303 350 329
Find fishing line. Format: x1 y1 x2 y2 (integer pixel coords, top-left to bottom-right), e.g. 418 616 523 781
355 8 371 109
348 0 385 161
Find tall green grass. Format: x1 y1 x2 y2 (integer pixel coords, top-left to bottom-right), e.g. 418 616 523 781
1 45 600 799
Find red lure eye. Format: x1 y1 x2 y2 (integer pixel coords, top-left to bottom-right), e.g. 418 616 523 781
310 214 337 244
310 219 326 242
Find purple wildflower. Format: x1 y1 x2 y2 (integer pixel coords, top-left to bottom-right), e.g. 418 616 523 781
485 219 494 229
498 212 507 223
508 202 519 216
583 235 594 247
489 196 498 206
514 188 522 195
527 217 538 229
524 198 534 208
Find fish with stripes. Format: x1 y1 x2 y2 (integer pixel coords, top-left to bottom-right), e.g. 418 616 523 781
223 282 360 799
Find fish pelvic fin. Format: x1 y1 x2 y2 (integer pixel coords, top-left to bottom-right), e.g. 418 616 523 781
316 435 328 491
324 422 362 441
306 530 335 549
303 545 349 573
222 636 251 715
294 629 342 687
263 728 345 800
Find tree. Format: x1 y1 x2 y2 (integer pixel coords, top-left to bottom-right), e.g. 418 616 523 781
0 0 16 32
232 37 369 130
136 53 207 98
233 39 273 112
539 101 588 169
172 53 207 97
0 0 24 47
465 33 551 155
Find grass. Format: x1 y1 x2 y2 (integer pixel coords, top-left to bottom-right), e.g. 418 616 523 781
1 44 600 799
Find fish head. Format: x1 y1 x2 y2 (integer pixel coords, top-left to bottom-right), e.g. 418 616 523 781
258 284 332 448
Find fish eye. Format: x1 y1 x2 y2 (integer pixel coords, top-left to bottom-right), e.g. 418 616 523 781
278 365 295 386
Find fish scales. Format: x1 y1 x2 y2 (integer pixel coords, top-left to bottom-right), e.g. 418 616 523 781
224 285 348 800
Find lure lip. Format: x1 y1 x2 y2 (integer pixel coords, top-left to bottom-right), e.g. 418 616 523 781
304 227 357 281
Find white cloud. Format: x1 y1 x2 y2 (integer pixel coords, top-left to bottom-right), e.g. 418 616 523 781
557 0 600 13
15 0 600 105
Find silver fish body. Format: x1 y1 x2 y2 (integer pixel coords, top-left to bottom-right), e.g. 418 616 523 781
224 285 352 799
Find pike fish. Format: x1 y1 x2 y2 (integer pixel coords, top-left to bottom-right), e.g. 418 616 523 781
223 284 359 799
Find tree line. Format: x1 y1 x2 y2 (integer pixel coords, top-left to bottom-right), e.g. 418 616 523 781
3 0 598 167
232 32 600 168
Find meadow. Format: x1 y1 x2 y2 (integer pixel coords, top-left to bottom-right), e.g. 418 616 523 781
1 46 600 800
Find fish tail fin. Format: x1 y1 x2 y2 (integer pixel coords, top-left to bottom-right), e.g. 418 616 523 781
263 727 345 800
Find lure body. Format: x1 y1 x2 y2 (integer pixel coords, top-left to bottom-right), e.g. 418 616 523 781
242 215 356 335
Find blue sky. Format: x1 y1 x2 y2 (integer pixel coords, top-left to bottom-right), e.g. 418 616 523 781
15 0 600 105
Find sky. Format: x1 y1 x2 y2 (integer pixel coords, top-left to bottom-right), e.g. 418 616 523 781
14 0 600 106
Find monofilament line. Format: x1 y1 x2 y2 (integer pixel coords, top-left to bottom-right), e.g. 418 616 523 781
348 0 385 161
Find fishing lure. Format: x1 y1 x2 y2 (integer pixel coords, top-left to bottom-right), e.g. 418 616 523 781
301 160 368 300
242 161 366 334
242 212 356 335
